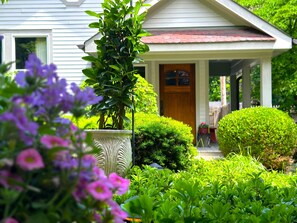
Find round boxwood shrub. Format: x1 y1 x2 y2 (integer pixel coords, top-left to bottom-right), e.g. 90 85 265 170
217 107 297 170
132 113 197 171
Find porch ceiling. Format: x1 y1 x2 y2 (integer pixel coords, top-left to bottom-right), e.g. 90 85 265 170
142 28 275 44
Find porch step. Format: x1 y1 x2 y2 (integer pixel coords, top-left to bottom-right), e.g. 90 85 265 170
196 144 224 160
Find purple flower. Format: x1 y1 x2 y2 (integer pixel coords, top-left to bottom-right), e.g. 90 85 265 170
40 135 70 149
71 83 103 107
72 178 88 201
16 148 44 171
86 180 113 201
0 105 38 145
109 173 130 195
0 170 23 191
14 71 27 87
53 151 78 169
81 155 97 169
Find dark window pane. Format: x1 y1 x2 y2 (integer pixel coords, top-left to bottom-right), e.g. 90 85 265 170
15 37 47 69
135 66 145 78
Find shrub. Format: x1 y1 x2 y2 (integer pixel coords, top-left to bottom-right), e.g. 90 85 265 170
131 113 197 171
217 107 297 170
133 74 158 114
118 155 297 222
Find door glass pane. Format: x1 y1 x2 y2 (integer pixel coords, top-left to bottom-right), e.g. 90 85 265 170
15 37 47 69
178 70 189 86
165 70 177 86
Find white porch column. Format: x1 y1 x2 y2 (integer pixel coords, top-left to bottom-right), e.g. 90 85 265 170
242 65 251 108
196 60 209 128
260 57 272 107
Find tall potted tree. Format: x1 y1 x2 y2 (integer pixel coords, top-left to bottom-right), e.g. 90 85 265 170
82 0 149 176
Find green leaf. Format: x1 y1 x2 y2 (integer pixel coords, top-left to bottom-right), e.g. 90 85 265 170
85 10 101 18
26 212 50 223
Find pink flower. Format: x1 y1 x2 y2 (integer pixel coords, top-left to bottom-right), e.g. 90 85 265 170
108 200 128 222
3 217 19 223
16 148 44 171
93 167 107 180
40 135 70 149
109 173 130 195
86 180 113 201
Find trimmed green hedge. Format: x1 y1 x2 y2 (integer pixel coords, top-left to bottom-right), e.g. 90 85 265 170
129 113 197 171
217 107 297 170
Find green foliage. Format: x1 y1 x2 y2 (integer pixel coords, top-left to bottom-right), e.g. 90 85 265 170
128 113 197 171
1 0 8 4
217 107 297 170
0 62 21 112
134 74 158 114
209 76 230 101
82 0 150 129
118 155 297 222
234 0 297 112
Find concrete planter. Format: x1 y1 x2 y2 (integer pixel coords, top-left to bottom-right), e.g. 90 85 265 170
86 129 132 176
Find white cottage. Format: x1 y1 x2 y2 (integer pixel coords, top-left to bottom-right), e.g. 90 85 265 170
84 0 293 138
0 0 294 139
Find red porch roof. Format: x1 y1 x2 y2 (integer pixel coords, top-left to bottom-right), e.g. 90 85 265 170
142 28 275 44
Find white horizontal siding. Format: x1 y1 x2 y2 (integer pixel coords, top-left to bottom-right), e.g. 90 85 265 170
144 0 239 29
0 0 102 86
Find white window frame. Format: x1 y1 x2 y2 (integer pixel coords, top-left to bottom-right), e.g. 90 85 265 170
11 32 52 70
0 34 4 64
60 0 86 6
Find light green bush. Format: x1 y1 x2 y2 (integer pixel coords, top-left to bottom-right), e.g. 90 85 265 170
134 74 158 114
117 155 297 222
217 107 297 170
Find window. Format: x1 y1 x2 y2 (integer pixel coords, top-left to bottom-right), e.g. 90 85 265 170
134 65 146 78
165 70 190 86
15 37 47 69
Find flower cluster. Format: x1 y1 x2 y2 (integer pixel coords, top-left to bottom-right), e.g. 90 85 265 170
199 122 209 129
0 54 129 223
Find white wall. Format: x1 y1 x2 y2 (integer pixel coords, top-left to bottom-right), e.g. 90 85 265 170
0 0 102 85
144 0 242 29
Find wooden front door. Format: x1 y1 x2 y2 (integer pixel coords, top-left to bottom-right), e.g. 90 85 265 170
160 64 196 140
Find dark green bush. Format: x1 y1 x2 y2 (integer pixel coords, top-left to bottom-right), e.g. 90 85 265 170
217 107 297 170
130 113 197 171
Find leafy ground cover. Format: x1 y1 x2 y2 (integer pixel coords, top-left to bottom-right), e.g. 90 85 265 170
118 155 297 222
